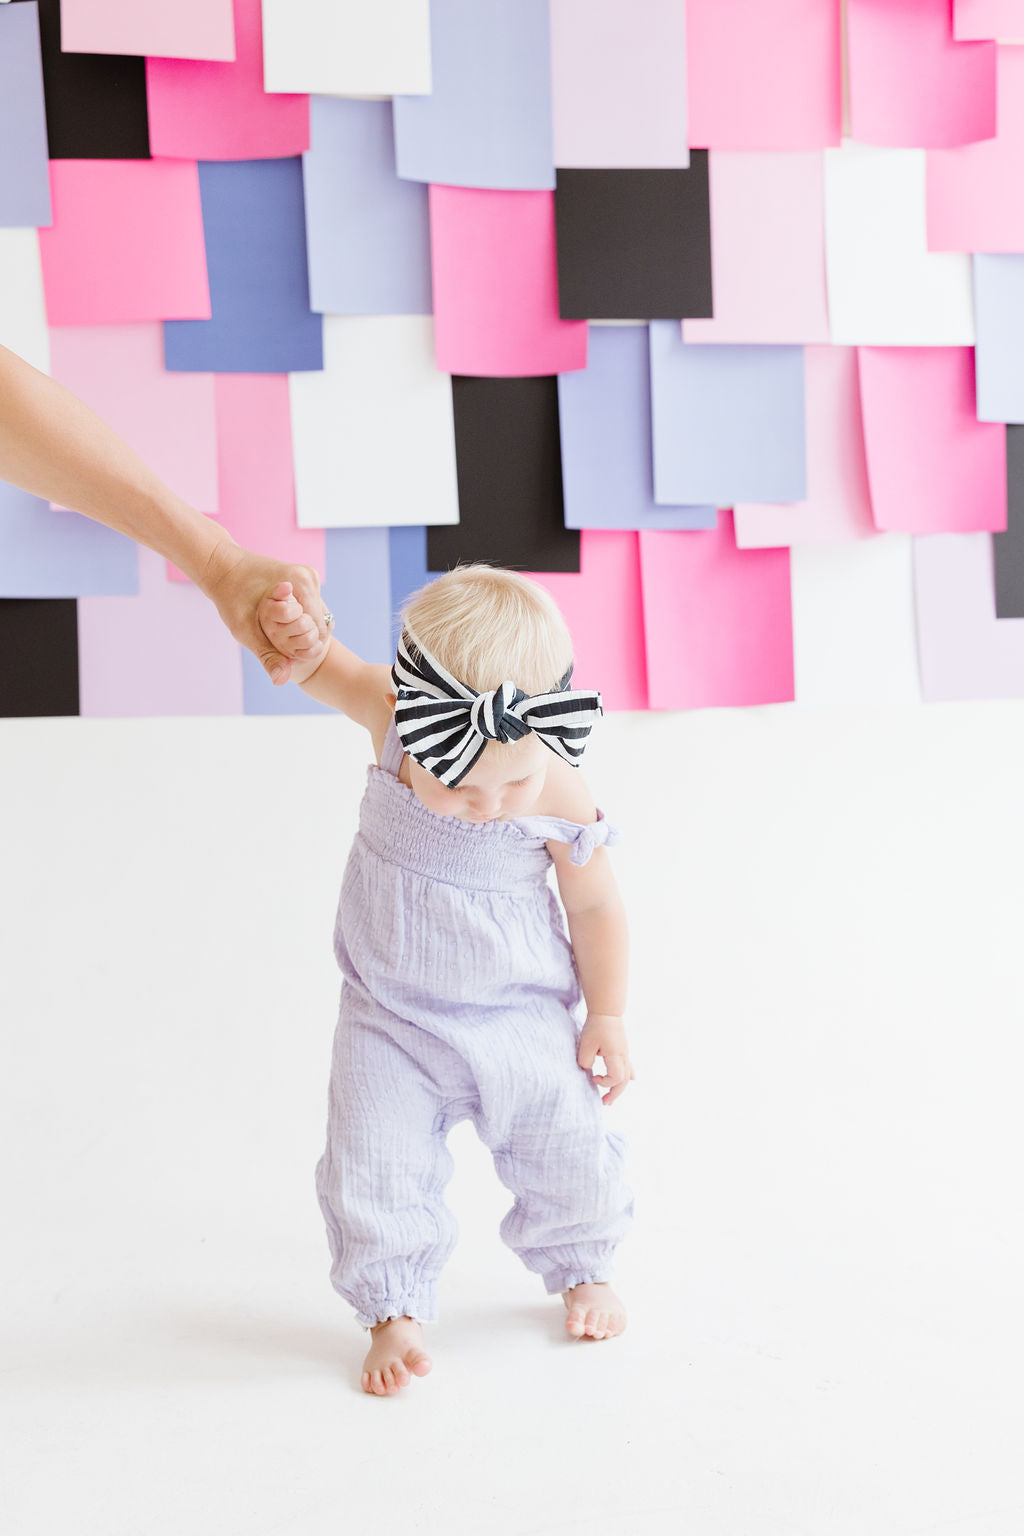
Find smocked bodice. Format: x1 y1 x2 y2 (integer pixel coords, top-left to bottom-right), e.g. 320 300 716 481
353 718 622 894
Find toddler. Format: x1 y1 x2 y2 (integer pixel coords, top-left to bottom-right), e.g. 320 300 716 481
259 563 636 1397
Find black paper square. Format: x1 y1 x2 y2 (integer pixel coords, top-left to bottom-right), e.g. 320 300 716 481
0 600 80 718
554 161 713 320
25 0 150 160
995 423 1024 619
427 377 580 574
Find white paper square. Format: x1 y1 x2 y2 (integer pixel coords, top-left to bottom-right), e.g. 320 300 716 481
824 141 975 346
289 316 459 530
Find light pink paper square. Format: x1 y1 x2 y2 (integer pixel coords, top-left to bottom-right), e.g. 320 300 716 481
735 346 875 548
686 0 841 150
858 347 1007 533
550 0 688 169
48 324 218 513
38 160 210 326
60 0 235 60
682 151 829 345
848 0 996 148
953 0 1024 41
78 546 243 717
638 514 795 709
927 45 1024 251
524 532 648 711
913 531 1024 700
167 375 324 584
429 185 587 377
147 0 309 161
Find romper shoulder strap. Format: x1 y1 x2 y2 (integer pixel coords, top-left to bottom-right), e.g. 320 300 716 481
380 712 405 778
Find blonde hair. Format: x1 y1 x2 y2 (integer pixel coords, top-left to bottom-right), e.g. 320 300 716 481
396 562 574 758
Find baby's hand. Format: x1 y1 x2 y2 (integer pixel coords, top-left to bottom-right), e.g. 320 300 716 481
259 581 331 683
577 1015 636 1107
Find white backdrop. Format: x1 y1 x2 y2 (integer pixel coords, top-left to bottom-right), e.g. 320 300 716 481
2 699 1023 1534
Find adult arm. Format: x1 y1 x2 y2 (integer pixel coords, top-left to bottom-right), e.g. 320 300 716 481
0 343 328 683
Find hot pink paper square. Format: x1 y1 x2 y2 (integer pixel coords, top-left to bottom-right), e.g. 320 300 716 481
686 0 841 150
38 160 210 325
146 0 309 161
429 185 587 377
848 0 996 148
858 347 1007 533
638 514 795 709
524 531 648 710
927 45 1024 250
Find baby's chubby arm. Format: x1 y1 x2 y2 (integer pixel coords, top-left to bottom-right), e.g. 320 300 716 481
546 765 635 1107
257 582 387 728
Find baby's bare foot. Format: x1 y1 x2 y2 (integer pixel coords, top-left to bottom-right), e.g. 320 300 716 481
561 1281 627 1341
361 1314 432 1396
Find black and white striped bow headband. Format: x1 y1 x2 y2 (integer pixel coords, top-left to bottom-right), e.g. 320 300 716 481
390 625 604 789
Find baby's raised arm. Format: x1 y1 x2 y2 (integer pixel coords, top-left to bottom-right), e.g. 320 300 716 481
258 583 386 730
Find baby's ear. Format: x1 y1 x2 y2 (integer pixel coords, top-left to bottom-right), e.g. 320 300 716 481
385 691 397 708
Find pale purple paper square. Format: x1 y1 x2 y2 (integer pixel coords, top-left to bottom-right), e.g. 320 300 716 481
0 3 52 228
392 0 555 191
649 324 807 505
302 99 431 316
973 255 1024 424
0 484 138 598
913 531 1024 701
557 326 715 530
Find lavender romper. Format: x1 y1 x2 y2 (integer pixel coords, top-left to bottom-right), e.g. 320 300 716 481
314 714 636 1330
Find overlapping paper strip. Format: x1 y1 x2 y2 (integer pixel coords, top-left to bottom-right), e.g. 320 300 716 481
3 0 1024 718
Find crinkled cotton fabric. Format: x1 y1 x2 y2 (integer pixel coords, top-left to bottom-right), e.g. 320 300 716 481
314 714 636 1329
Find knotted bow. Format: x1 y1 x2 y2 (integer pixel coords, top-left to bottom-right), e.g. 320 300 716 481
390 625 604 789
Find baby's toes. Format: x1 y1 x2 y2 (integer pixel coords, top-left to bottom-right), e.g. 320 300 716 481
584 1308 605 1337
565 1305 587 1337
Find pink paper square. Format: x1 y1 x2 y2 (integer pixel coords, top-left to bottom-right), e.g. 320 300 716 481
914 531 1024 700
38 160 210 326
78 546 243 717
686 0 841 150
734 346 876 548
60 0 235 60
682 152 829 344
550 0 689 169
848 0 996 148
858 347 1007 533
524 531 648 710
927 45 1024 251
954 1 1024 41
638 514 795 709
147 0 309 161
48 324 218 513
167 374 324 584
428 185 588 377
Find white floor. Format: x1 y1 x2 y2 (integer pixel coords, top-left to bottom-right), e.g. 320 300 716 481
2 702 1024 1536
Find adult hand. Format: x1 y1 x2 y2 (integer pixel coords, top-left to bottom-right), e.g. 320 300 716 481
200 542 329 686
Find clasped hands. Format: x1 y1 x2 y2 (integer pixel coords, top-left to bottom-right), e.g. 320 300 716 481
577 1014 635 1107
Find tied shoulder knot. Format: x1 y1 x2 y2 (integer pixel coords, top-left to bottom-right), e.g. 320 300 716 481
568 812 622 867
